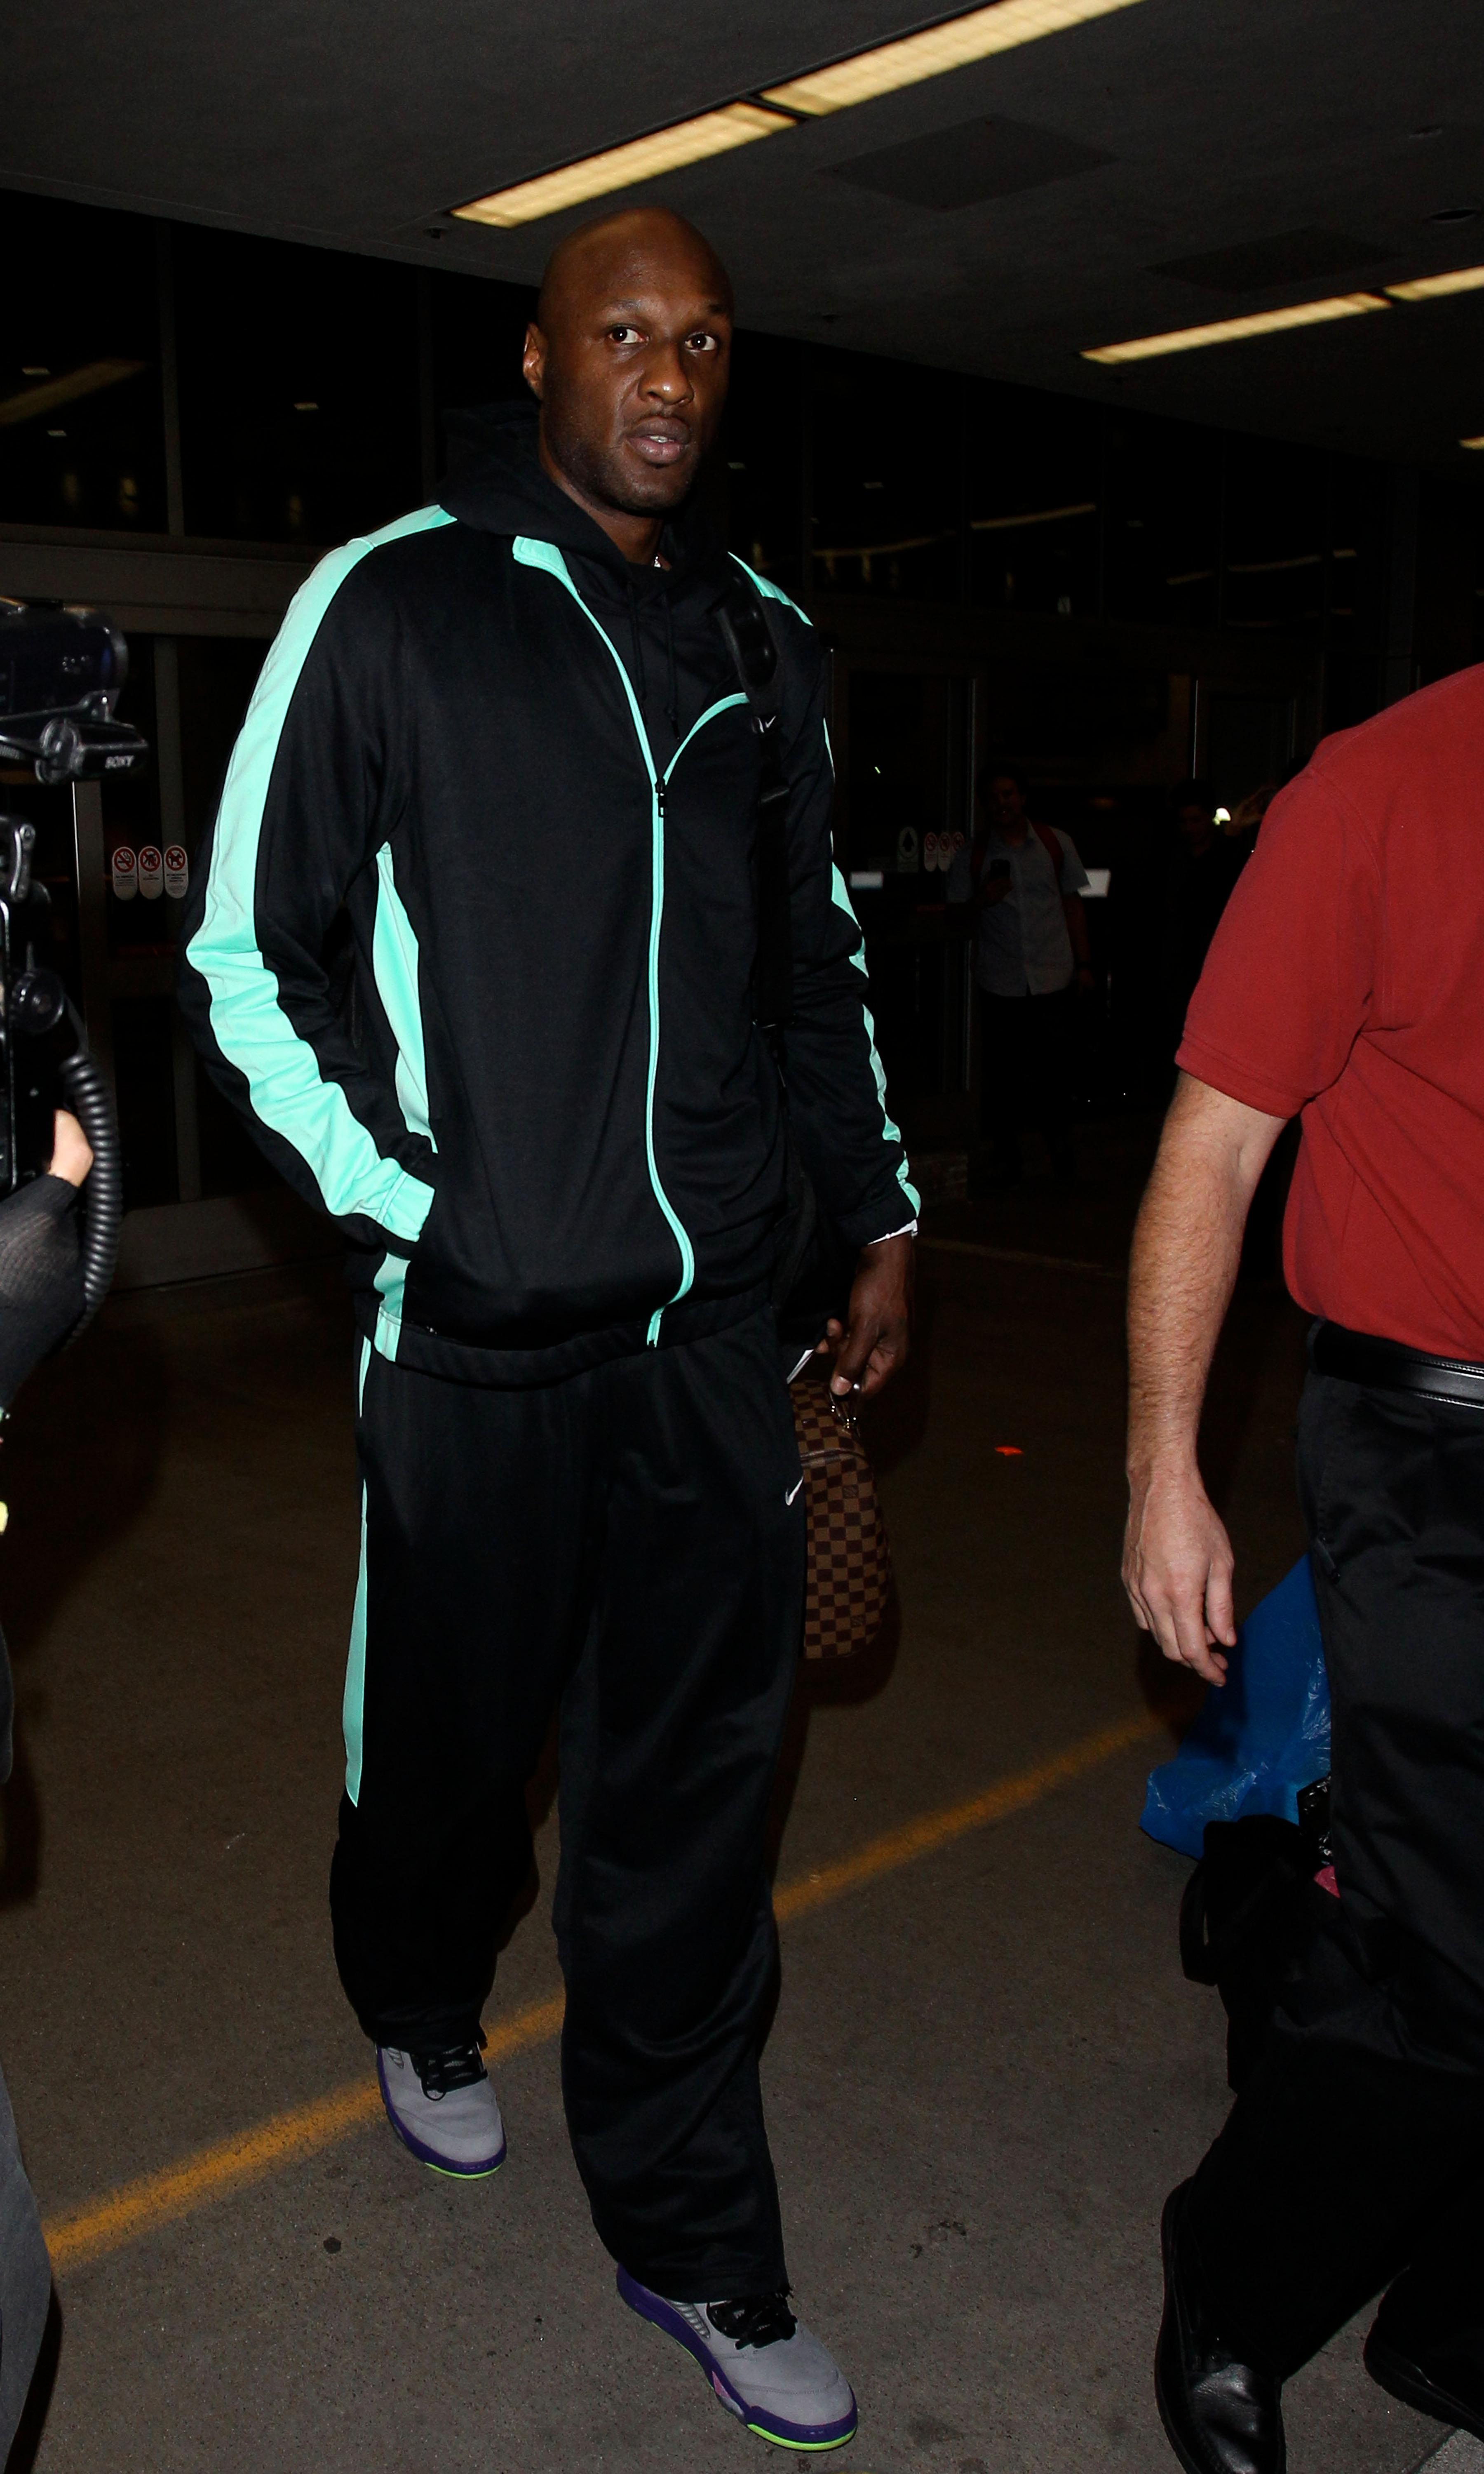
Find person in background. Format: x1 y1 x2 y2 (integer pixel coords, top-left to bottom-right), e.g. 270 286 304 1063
0 1110 93 2459
946 762 1092 1190
1158 779 1247 1076
1123 661 1484 2473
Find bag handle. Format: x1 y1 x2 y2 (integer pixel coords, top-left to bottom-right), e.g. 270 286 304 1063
711 572 792 1033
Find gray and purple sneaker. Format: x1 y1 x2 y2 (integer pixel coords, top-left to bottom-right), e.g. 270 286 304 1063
376 2037 506 2178
617 2268 858 2451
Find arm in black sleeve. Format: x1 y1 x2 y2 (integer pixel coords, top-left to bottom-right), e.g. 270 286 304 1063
0 1177 85 1407
771 623 919 1247
177 533 438 1255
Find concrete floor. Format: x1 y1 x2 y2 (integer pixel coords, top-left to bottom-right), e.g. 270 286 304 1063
0 1125 1446 2473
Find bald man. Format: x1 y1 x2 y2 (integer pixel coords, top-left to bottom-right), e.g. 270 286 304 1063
180 207 916 2450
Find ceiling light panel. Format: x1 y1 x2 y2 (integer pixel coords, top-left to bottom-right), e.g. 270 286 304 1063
453 0 1151 228
455 101 790 228
1082 293 1390 364
762 0 1145 115
1385 264 1484 300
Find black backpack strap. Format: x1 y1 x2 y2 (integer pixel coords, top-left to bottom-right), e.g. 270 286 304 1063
711 570 792 1033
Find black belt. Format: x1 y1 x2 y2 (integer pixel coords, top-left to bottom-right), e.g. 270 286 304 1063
1312 1319 1484 1409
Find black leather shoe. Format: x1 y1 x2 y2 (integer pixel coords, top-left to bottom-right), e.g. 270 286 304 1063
1364 2323 1484 2443
1155 2184 1287 2474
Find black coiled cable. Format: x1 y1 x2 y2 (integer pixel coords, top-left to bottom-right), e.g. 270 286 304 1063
56 1016 122 1338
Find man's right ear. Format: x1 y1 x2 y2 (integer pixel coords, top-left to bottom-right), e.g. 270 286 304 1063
521 323 545 400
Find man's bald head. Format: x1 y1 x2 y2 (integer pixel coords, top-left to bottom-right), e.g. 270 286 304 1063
521 207 734 556
536 207 733 336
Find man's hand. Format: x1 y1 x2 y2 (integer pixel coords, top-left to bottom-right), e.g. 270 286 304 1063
1123 1460 1236 1684
819 1232 913 1401
1122 1074 1287 1687
47 1110 92 1189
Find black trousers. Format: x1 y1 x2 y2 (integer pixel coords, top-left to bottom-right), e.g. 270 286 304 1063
977 984 1078 1174
329 1305 804 2301
1186 1363 1484 2374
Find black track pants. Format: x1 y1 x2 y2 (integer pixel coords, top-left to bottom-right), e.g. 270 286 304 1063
329 1305 804 2300
1186 1364 1484 2373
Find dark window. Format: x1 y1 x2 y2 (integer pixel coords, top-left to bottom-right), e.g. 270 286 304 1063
967 381 1101 618
979 654 1169 773
720 332 806 605
1205 691 1297 810
113 996 178 1209
0 190 167 531
1222 437 1329 634
1325 454 1388 727
1104 417 1223 630
845 669 960 872
175 228 420 543
843 670 971 1106
810 353 960 603
176 637 269 859
427 267 535 473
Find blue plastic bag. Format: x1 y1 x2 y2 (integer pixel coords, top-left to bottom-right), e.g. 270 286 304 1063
1141 1556 1329 1860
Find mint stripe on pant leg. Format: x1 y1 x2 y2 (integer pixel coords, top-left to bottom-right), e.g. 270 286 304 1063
329 1348 591 2057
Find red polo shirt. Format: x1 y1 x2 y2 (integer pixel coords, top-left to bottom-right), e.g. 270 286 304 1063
1178 662 1484 1361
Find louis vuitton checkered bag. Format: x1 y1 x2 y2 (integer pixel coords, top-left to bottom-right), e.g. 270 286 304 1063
790 1366 891 1661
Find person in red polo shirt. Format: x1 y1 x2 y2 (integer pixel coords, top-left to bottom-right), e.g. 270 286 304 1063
1122 660 1484 2474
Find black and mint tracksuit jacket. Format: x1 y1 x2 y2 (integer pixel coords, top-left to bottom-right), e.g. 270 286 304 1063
178 405 917 1386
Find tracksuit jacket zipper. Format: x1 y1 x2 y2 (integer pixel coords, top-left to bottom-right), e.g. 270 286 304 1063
511 536 747 1345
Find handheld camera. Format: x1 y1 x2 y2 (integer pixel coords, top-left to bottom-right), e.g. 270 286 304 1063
0 597 135 1337
0 817 121 1332
0 599 148 785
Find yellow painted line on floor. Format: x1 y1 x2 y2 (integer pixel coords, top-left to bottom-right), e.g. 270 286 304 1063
772 1709 1158 1926
43 1995 567 2278
43 1712 1159 2278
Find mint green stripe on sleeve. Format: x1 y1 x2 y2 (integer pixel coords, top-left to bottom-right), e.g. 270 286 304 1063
728 553 812 627
372 843 437 1150
372 1250 408 1364
186 505 453 1242
829 864 921 1212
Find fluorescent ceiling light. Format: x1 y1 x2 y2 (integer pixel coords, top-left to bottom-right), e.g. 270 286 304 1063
456 102 791 228
761 0 1144 115
1386 263 1484 300
1082 294 1390 364
454 0 1148 228
0 358 146 428
972 498 1097 529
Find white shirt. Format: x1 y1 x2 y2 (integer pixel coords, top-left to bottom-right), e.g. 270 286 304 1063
946 826 1090 998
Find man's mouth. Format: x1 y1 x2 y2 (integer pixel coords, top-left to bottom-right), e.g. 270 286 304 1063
627 420 692 467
